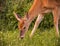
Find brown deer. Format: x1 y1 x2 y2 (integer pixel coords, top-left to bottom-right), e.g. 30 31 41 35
13 0 60 39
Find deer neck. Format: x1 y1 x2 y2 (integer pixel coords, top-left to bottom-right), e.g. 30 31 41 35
24 0 42 30
27 0 41 22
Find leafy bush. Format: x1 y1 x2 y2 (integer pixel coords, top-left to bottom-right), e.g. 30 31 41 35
0 0 54 31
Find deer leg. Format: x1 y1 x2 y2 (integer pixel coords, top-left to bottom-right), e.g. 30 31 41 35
30 14 44 38
53 8 59 38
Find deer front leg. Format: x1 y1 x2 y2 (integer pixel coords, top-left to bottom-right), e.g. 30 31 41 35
53 8 59 38
30 14 44 38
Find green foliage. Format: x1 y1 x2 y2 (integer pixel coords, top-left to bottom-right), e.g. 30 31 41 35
0 0 32 31
0 0 54 31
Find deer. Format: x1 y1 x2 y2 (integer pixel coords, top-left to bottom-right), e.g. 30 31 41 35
13 0 60 39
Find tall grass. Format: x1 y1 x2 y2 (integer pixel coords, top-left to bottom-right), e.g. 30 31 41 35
0 28 60 46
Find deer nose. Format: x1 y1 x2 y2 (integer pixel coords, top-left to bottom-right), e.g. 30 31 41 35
20 36 24 39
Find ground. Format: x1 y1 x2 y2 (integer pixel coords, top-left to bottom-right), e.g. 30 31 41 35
0 27 60 46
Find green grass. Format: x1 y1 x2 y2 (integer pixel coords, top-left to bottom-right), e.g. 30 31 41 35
0 28 60 46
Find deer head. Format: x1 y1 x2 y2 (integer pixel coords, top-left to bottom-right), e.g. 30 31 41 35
13 12 29 39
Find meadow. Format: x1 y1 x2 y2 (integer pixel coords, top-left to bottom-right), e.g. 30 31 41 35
0 0 60 46
0 27 60 46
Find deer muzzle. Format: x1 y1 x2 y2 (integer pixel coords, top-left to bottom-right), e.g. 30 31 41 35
20 30 25 39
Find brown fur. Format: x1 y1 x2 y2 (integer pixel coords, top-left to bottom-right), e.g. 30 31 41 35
13 0 60 38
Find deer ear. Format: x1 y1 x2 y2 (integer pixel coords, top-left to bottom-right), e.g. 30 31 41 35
13 11 22 21
26 12 29 19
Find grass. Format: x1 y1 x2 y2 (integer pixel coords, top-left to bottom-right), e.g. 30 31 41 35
0 28 60 46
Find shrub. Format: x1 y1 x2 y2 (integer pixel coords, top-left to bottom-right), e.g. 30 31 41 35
0 0 53 31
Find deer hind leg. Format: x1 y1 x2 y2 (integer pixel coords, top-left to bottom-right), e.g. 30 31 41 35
30 14 44 38
53 8 59 38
